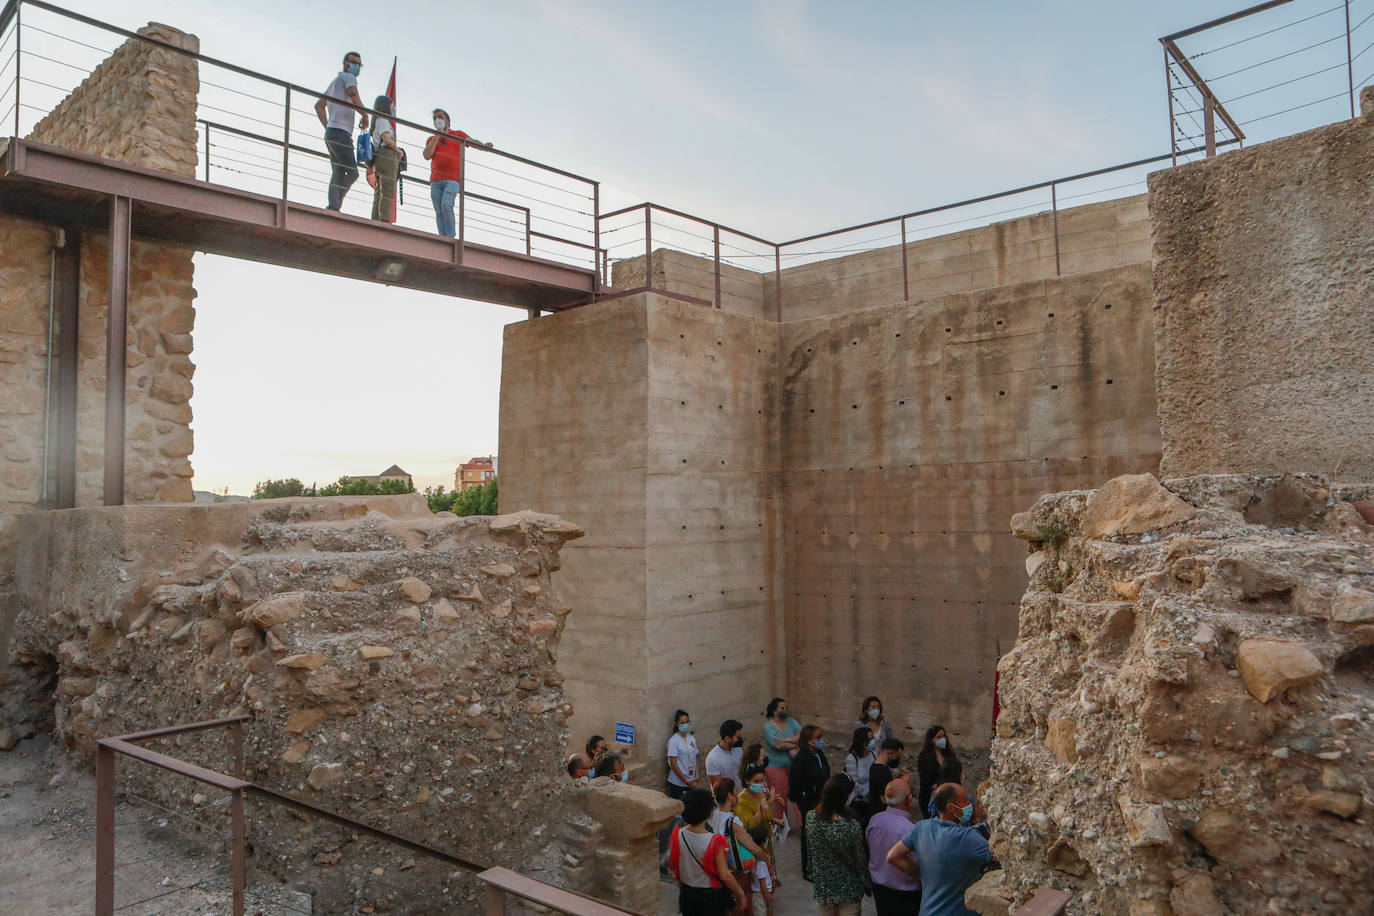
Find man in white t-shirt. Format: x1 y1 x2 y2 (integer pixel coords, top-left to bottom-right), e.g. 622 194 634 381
313 51 369 211
705 719 744 790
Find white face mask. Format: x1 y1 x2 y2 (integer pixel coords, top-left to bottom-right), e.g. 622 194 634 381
935 737 947 749
433 117 448 130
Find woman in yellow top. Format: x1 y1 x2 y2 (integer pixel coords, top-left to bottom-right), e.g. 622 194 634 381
734 764 780 915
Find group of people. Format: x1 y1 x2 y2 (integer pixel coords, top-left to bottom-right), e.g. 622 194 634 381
315 51 488 235
566 697 994 916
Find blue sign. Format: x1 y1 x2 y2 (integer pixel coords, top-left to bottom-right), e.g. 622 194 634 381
614 722 636 745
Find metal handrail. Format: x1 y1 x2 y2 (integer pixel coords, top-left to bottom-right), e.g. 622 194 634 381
95 716 637 916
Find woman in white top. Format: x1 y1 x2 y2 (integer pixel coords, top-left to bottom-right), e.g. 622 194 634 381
368 94 400 223
842 726 876 825
665 708 699 801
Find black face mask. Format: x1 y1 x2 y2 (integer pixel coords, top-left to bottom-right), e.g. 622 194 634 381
889 756 902 769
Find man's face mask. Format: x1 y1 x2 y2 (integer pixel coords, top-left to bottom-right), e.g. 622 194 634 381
347 62 361 76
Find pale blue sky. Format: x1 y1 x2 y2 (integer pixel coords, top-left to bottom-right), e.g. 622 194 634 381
27 0 1370 494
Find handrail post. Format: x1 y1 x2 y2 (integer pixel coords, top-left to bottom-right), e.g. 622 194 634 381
773 245 781 322
1346 0 1355 118
713 224 721 309
1165 45 1176 166
231 718 244 779
1051 182 1060 277
643 206 652 291
103 195 130 507
230 787 246 916
456 140 465 264
13 0 21 138
485 884 505 916
279 86 290 225
592 183 601 295
1203 93 1216 157
899 216 909 302
203 123 210 182
95 742 115 916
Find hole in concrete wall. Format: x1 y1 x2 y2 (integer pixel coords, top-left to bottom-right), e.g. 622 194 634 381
1104 303 1113 310
1106 379 1114 385
996 320 1003 326
998 391 1006 396
681 458 687 464
945 327 951 333
1048 312 1055 317
852 404 858 409
680 334 685 338
894 333 901 338
1051 384 1058 390
945 395 952 401
680 400 686 406
851 340 858 345
898 400 905 405
806 347 813 353
718 405 723 410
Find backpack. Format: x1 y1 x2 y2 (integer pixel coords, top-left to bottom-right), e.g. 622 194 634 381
356 132 373 165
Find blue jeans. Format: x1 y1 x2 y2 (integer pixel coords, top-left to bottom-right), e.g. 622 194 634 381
431 179 460 237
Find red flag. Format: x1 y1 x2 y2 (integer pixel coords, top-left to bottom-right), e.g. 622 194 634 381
386 58 397 222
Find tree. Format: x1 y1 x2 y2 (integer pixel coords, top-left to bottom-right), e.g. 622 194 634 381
424 485 459 513
314 476 416 497
450 477 497 516
252 478 305 499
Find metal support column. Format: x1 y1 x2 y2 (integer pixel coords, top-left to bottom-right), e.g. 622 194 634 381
229 788 246 916
899 217 909 301
526 307 539 320
203 123 210 181
773 247 781 322
1051 183 1061 277
11 0 20 139
103 196 130 507
55 228 80 509
1346 0 1356 118
456 141 465 264
95 743 115 915
591 183 601 295
712 225 721 309
643 207 652 290
1165 46 1177 166
279 86 291 226
1203 94 1216 157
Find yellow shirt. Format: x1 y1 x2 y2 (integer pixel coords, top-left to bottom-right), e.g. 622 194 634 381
735 790 772 832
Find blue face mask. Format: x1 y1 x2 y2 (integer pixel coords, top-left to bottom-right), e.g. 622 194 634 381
813 739 825 750
868 709 881 720
347 62 361 76
620 770 630 783
678 723 692 734
958 802 974 825
749 783 766 794
867 738 877 751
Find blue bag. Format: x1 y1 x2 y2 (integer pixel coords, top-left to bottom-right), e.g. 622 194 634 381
356 132 373 165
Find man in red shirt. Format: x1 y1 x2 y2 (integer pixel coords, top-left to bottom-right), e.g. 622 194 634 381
423 108 490 238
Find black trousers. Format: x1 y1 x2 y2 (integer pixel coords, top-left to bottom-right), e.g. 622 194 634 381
678 884 730 915
324 127 358 210
872 882 922 915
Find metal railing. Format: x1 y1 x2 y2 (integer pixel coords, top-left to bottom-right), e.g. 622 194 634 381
96 716 636 916
0 0 602 276
1163 0 1374 164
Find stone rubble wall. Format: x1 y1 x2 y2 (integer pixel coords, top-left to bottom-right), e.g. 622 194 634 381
0 24 201 645
986 473 1373 915
10 496 584 913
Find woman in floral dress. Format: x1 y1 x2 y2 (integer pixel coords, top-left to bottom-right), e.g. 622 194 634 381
804 773 869 915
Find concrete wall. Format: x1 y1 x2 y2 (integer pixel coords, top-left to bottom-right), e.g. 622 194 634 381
780 264 1161 744
501 293 783 774
1149 90 1374 482
771 195 1149 321
612 249 770 319
0 25 200 650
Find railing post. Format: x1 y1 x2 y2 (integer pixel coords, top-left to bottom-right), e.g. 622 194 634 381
280 86 290 223
1050 182 1061 277
95 742 115 916
13 0 21 138
1346 0 1356 118
773 245 781 322
203 123 210 182
592 182 601 294
1165 45 1176 166
1203 93 1216 157
230 787 246 916
103 195 130 507
713 224 721 309
456 140 465 264
899 216 909 302
231 718 244 780
643 206 652 291
485 883 505 916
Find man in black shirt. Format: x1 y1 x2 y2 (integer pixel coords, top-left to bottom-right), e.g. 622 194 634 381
868 738 906 805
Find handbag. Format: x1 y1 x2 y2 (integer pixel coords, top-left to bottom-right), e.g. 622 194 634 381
356 131 373 165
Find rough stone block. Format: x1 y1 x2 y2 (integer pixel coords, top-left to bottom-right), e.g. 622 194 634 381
1237 636 1323 703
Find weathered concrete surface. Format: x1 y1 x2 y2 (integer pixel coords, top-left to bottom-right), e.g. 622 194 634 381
501 293 782 777
771 195 1149 320
612 249 769 319
9 495 582 912
1149 90 1374 482
781 264 1160 744
991 474 1374 915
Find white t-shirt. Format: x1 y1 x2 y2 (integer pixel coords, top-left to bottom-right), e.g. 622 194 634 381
666 733 698 787
371 117 395 145
705 744 743 783
324 71 358 133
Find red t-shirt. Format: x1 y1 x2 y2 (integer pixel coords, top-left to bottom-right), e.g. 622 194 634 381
428 129 469 182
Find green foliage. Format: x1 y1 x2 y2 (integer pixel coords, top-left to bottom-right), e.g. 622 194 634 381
252 478 305 499
424 485 459 513
1035 520 1069 548
313 476 416 497
451 477 498 516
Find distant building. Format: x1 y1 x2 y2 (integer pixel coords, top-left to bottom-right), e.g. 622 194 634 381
347 464 414 489
455 456 497 491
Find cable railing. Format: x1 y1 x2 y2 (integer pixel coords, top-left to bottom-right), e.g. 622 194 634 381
0 0 602 277
95 716 637 916
1162 0 1374 164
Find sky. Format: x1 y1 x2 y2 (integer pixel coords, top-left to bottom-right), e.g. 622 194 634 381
18 0 1369 494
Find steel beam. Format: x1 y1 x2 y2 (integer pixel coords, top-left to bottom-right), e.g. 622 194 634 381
55 228 79 509
103 195 130 507
95 742 115 916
